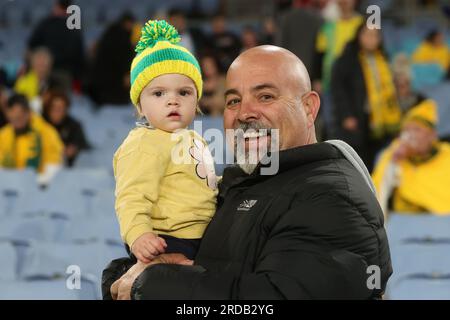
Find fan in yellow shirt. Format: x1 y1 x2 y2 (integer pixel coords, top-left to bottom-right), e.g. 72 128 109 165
14 47 53 101
0 94 63 185
114 20 218 263
372 99 450 215
412 30 450 72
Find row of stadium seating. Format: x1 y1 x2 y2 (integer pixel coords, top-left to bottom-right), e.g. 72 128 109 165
0 166 126 299
385 214 450 299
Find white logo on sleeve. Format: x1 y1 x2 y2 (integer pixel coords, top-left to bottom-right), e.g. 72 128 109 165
237 200 258 211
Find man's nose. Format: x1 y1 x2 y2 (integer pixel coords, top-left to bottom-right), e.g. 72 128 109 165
237 99 260 122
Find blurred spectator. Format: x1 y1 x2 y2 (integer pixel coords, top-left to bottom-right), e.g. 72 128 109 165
14 47 53 105
391 53 411 79
207 14 242 73
28 0 85 84
391 53 429 113
313 0 363 93
0 94 63 186
412 30 450 74
331 25 402 171
276 1 323 75
0 85 7 128
40 76 71 112
261 17 276 44
199 55 226 116
43 91 90 167
313 0 363 139
87 12 136 106
240 26 260 52
167 8 206 56
394 72 428 113
314 0 341 21
372 100 450 215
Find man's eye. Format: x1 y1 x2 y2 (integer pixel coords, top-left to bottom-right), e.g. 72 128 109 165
226 98 240 107
260 94 273 101
153 91 163 97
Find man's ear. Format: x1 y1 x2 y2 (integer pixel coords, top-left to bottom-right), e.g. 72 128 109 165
303 92 320 126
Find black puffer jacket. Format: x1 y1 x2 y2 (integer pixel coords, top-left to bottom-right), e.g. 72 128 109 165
121 142 392 299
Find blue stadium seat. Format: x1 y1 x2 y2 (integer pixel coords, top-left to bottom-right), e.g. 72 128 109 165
0 169 38 193
82 107 133 148
72 148 114 169
411 63 446 91
0 280 81 300
0 242 17 281
387 275 450 300
419 81 450 138
0 169 39 217
0 216 64 243
401 38 421 56
0 277 99 300
386 241 450 299
386 214 450 245
47 168 114 193
20 241 127 288
70 102 96 125
12 186 87 218
91 189 116 218
59 216 122 244
389 243 450 282
411 17 440 38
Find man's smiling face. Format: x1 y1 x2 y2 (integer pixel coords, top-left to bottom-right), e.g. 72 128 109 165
223 46 320 173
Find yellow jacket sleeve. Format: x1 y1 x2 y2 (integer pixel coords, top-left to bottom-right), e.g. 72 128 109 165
114 146 170 247
40 124 64 168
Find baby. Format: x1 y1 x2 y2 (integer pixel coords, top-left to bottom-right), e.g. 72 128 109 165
114 20 218 263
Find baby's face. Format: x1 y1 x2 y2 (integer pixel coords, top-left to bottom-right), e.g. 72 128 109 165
139 74 197 132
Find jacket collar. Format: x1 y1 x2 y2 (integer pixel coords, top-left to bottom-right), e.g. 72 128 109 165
219 142 342 198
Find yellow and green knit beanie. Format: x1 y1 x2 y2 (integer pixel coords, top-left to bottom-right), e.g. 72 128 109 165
130 20 203 107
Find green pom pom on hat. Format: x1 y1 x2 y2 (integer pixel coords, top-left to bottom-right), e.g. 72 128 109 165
135 20 181 53
130 20 203 107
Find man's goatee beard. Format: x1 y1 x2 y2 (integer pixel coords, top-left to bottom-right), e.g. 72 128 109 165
238 162 259 175
234 120 271 175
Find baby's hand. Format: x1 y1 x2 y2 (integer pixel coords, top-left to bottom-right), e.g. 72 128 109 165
131 232 167 263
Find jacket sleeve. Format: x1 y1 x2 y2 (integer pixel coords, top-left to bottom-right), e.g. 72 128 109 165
131 193 376 300
41 124 64 166
68 120 90 150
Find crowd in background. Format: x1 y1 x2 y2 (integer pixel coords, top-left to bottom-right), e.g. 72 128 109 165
1 0 450 214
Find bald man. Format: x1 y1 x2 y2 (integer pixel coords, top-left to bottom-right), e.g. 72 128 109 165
104 46 392 300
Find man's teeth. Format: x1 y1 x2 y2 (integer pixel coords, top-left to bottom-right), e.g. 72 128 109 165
243 131 269 139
